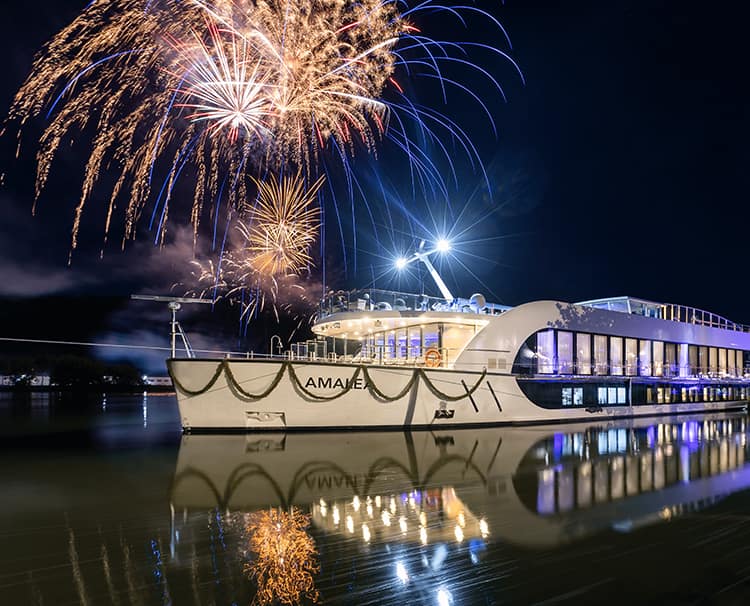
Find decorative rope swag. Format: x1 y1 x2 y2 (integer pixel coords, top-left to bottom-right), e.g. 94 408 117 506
171 360 487 404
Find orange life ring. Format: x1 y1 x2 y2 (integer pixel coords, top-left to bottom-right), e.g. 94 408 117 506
424 348 442 368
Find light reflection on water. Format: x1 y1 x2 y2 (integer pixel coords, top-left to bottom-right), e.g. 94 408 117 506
2 396 750 604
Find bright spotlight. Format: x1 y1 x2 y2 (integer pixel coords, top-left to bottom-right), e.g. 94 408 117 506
436 238 451 253
396 561 409 585
437 588 453 606
395 257 408 270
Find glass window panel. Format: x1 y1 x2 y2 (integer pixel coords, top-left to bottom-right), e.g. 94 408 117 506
728 349 736 377
625 338 638 376
557 331 574 374
577 333 592 375
699 346 708 375
408 327 421 359
610 337 623 375
679 344 689 378
608 387 617 404
709 347 718 375
718 348 728 376
537 330 555 374
688 345 698 377
573 387 584 406
598 387 607 405
594 335 608 375
653 341 664 377
639 340 652 376
396 329 407 358
738 350 744 377
537 469 555 515
617 387 627 404
423 325 439 350
385 331 396 359
664 343 676 378
562 387 573 406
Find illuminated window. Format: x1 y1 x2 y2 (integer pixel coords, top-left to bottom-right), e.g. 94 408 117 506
385 331 396 359
718 349 728 376
608 387 617 403
709 348 718 376
653 342 664 377
558 331 574 374
396 329 407 358
610 337 623 375
423 325 439 352
737 350 744 376
699 346 709 375
408 327 421 359
689 345 698 376
639 340 652 376
573 387 584 406
562 387 573 406
537 330 555 374
678 344 689 378
577 333 592 374
594 335 608 375
625 339 638 376
598 387 607 405
664 343 676 378
617 387 627 404
375 333 385 360
728 349 736 377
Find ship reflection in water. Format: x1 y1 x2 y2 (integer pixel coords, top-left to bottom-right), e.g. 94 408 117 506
5 410 750 604
169 413 750 604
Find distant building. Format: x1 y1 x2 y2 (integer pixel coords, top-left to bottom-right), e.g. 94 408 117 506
143 375 173 387
0 374 51 387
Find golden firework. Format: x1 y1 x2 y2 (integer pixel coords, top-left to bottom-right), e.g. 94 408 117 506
9 0 407 251
244 507 319 605
240 173 324 277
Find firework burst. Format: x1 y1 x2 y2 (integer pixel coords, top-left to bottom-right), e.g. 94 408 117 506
184 173 322 327
244 508 319 605
241 173 324 276
7 0 520 256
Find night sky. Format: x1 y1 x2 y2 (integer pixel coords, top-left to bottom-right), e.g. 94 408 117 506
1 1 748 369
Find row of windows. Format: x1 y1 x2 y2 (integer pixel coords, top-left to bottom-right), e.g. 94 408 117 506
516 329 747 379
358 323 475 365
531 437 747 515
518 380 750 409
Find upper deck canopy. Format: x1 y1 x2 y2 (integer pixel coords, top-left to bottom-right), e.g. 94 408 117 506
575 296 749 333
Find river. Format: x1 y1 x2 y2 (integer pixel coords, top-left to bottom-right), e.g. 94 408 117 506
2 392 750 604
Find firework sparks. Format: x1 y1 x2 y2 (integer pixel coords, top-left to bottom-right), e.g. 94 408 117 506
183 173 322 327
244 507 319 605
7 0 519 256
241 173 324 276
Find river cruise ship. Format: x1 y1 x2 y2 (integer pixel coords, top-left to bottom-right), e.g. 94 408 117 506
168 287 750 431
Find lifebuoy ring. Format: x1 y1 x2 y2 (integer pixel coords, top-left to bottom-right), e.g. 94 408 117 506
424 348 442 368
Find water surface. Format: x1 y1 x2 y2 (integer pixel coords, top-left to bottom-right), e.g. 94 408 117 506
3 393 750 605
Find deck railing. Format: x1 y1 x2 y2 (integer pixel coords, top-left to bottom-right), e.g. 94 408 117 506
318 288 508 319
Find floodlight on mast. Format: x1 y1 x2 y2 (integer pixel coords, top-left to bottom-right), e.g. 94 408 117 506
393 239 454 301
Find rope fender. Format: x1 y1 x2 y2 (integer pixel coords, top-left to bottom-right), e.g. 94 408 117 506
171 360 487 403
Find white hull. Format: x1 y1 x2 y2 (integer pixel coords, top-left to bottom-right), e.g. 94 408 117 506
168 358 746 430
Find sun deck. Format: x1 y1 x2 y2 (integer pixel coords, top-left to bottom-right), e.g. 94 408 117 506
576 296 749 332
